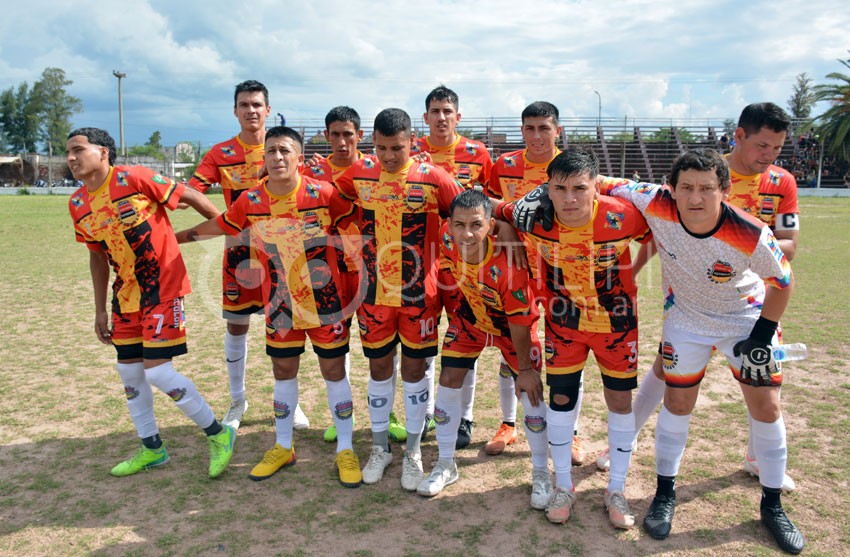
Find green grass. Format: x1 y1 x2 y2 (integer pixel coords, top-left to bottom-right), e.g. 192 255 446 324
0 196 849 555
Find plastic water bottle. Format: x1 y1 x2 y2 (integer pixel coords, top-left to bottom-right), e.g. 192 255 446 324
773 343 807 362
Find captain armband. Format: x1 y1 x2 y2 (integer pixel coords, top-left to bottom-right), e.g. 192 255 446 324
774 213 800 231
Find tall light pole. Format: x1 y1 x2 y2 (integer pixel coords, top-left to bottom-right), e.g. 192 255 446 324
593 90 602 128
112 70 126 157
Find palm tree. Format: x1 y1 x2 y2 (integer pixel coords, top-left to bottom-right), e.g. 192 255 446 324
813 51 850 162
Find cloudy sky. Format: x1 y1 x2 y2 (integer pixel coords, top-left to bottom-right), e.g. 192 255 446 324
2 0 847 148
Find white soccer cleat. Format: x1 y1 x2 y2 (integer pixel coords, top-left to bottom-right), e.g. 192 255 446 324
417 460 459 497
743 453 797 492
222 399 249 430
401 451 424 491
596 448 610 472
293 403 310 430
362 445 393 484
530 469 553 510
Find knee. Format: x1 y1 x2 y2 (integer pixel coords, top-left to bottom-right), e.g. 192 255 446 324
549 383 580 412
653 355 665 379
272 359 298 380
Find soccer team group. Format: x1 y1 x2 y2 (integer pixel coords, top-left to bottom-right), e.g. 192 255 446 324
66 81 805 553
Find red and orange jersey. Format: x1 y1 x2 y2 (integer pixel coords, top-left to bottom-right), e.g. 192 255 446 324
336 158 465 308
303 151 368 183
190 135 264 208
216 176 356 330
438 222 538 336
500 196 650 333
488 148 560 201
412 135 492 189
69 166 189 314
727 162 799 231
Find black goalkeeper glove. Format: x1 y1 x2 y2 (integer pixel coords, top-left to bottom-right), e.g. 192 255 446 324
733 316 779 386
512 183 555 232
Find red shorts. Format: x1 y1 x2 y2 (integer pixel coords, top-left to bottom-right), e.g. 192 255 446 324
544 320 638 391
441 316 542 373
356 302 441 359
266 318 350 359
112 297 188 361
221 238 264 318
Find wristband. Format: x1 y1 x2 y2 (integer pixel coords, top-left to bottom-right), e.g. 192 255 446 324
749 316 778 345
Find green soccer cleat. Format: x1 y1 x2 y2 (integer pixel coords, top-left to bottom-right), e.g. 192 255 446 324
323 414 356 443
110 444 170 477
388 412 407 442
208 424 236 479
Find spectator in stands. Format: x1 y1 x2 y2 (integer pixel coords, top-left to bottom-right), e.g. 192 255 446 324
632 170 641 181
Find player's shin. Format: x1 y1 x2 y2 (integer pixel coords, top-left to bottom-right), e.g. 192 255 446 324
751 415 787 490
326 377 354 452
608 410 636 492
117 362 159 439
655 406 691 477
435 385 462 462
146 361 215 430
520 393 548 469
273 378 298 448
546 406 576 491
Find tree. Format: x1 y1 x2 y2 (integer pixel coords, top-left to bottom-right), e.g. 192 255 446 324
147 130 162 149
127 130 166 160
787 72 816 121
29 68 83 155
813 51 850 162
0 83 40 153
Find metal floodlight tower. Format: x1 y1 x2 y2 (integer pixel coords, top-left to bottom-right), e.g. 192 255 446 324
593 90 602 128
112 70 126 157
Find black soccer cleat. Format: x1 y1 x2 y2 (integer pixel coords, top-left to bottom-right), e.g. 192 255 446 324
761 505 805 554
455 419 474 449
643 494 676 540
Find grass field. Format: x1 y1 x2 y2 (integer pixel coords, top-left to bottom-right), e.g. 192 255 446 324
0 195 848 556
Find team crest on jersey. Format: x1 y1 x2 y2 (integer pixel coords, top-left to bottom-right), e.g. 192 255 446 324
759 196 777 218
769 170 781 186
334 400 354 420
633 183 654 195
152 174 168 185
596 243 618 269
364 158 375 169
117 199 137 224
489 265 502 282
605 211 624 230
309 165 326 176
358 319 368 335
418 163 431 175
511 288 527 304
411 143 422 154
306 181 320 198
359 186 371 201
444 324 458 342
274 400 291 420
70 193 84 207
661 342 678 370
124 386 139 400
707 260 735 284
481 286 499 306
525 414 546 433
303 211 320 230
246 191 261 204
221 145 236 157
504 156 517 168
544 339 555 362
434 407 450 425
406 185 425 210
167 388 186 402
457 165 471 182
442 232 455 252
116 171 129 187
225 281 240 302
464 142 477 155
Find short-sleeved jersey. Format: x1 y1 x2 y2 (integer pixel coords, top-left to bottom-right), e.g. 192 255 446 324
69 166 189 314
190 135 264 208
303 151 367 184
727 161 800 232
438 221 538 337
602 179 792 337
216 176 356 330
488 148 560 201
335 158 465 308
413 135 493 189
500 196 650 333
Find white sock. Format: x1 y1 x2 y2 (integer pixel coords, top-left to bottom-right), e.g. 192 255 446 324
224 331 248 402
634 369 665 432
655 406 691 477
117 362 158 438
607 410 636 493
326 376 354 452
751 415 787 490
146 361 215 429
547 405 577 491
435 385 462 462
520 393 548 469
460 361 477 421
404 375 430 455
273 378 298 448
368 376 394 434
424 356 436 416
498 358 517 423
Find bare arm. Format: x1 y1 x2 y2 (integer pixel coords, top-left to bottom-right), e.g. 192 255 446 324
89 249 112 345
774 229 798 261
492 220 528 270
175 218 227 244
510 322 542 406
632 239 656 278
179 186 221 220
760 271 794 323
